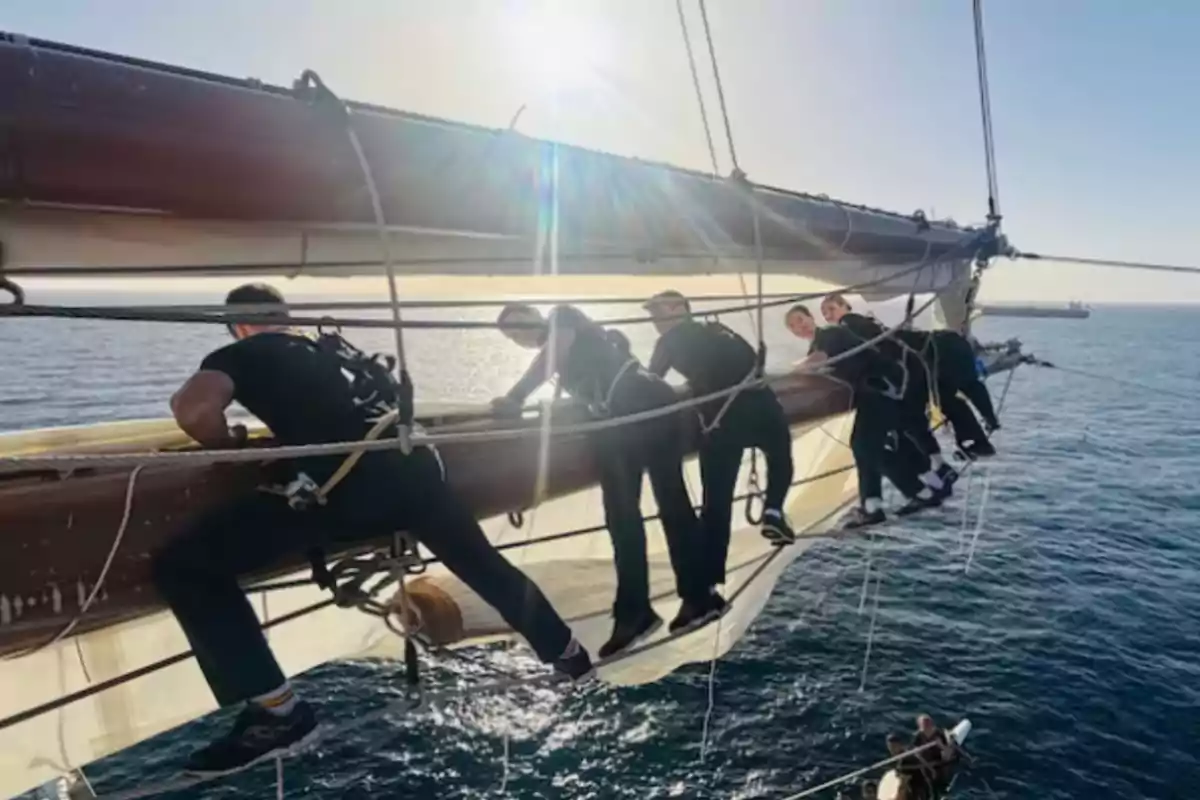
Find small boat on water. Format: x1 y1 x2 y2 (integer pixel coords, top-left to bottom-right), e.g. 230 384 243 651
0 25 1022 800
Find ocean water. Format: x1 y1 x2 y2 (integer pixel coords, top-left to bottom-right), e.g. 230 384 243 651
5 293 1199 800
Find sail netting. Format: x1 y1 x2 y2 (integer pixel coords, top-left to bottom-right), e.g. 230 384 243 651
0 412 856 798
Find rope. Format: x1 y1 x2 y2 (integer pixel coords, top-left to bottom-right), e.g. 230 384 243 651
858 570 883 693
342 102 414 454
675 0 721 176
0 256 980 474
1035 363 1198 404
17 291 862 317
972 0 1001 223
1014 251 1200 276
697 0 741 175
963 466 991 574
0 260 931 331
776 738 949 800
249 462 862 596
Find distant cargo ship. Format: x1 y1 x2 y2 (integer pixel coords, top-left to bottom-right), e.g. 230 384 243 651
978 301 1091 319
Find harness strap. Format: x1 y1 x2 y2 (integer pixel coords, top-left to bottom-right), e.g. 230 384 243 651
592 357 642 417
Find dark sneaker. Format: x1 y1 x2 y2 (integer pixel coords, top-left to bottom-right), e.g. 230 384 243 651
896 493 943 517
554 638 596 684
761 509 797 546
668 590 729 634
183 701 319 777
843 507 887 530
598 609 663 660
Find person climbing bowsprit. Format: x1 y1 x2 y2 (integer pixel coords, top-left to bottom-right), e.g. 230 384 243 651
785 304 942 528
820 293 958 498
494 303 726 658
642 290 796 591
155 284 593 777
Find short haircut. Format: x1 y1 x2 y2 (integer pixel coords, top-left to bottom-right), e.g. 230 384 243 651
644 289 691 313
786 303 812 318
224 282 287 324
226 282 286 307
822 291 850 308
496 302 538 328
886 733 905 747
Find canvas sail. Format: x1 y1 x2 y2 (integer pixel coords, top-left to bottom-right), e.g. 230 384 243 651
0 415 857 798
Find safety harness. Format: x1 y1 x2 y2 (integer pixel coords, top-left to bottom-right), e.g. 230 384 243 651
257 328 426 690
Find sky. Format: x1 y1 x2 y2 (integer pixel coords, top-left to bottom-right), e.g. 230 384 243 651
4 0 1199 303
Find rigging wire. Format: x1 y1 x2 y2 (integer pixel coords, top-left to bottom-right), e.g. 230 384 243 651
0 282 956 473
0 255 936 331
697 0 740 176
972 0 1001 224
1013 251 1200 276
675 0 721 177
0 279 967 476
1036 363 1198 404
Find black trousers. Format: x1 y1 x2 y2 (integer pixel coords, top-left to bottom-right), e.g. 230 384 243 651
152 448 574 707
929 332 997 447
698 388 794 585
851 391 927 503
594 374 706 619
898 360 942 464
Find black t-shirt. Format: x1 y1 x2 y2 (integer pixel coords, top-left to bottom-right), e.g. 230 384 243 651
809 325 879 388
542 305 633 403
200 331 375 480
648 319 757 398
841 311 908 362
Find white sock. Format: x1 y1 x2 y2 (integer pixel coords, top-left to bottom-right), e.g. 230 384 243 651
252 682 297 717
930 454 945 470
763 508 783 519
920 470 945 490
916 487 934 501
864 497 883 514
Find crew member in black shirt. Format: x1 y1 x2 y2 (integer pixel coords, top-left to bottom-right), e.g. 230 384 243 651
642 290 796 585
820 293 955 496
493 303 720 654
785 304 939 528
155 284 592 776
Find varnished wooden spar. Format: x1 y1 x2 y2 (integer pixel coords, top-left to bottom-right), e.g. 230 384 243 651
0 33 972 279
0 373 850 658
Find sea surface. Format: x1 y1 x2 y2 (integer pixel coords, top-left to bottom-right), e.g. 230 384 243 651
5 292 1199 800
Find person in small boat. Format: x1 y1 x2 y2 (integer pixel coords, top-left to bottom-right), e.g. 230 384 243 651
887 732 935 800
912 714 959 795
642 290 797 567
493 303 722 656
820 293 955 495
860 780 879 800
155 284 592 777
785 304 940 528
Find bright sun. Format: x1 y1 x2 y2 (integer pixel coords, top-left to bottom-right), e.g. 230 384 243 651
507 4 608 95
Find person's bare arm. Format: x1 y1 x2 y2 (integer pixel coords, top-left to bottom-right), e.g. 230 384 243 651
497 326 576 406
795 350 829 369
170 370 240 447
